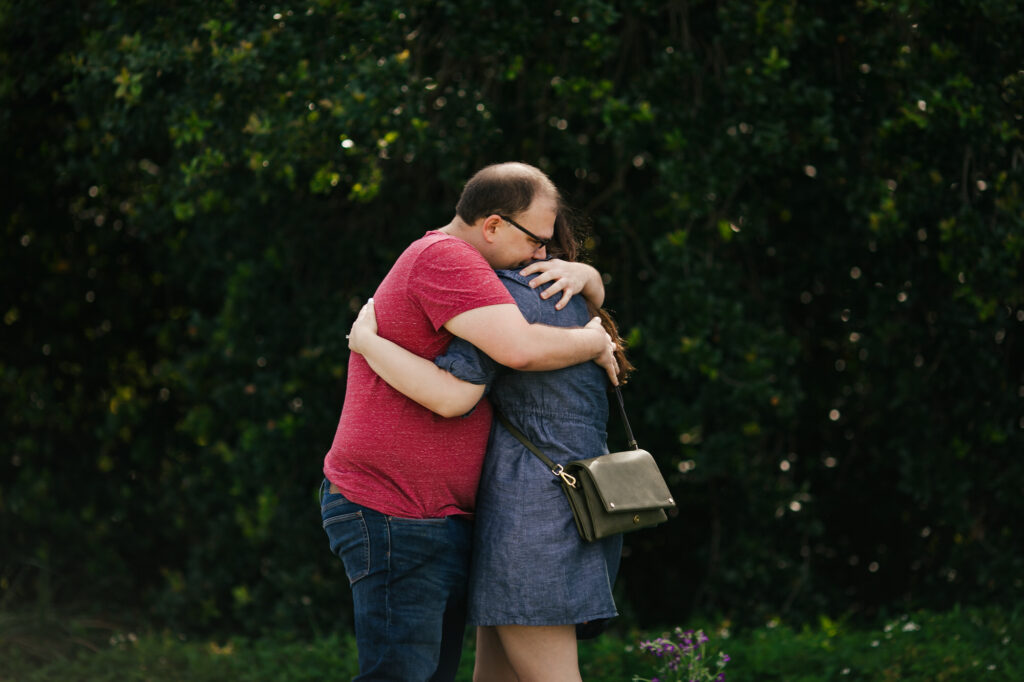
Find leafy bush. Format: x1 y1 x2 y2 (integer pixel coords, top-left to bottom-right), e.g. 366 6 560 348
2 0 1022 634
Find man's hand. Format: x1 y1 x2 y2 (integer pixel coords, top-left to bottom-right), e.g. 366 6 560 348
519 259 605 309
347 298 377 354
585 316 619 385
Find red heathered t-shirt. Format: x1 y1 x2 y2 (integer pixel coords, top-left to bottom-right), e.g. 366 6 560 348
322 231 515 518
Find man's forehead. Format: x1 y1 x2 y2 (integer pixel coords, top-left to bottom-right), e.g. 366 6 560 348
530 193 559 214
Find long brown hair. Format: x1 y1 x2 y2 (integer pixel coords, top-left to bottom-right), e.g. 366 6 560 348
547 208 635 385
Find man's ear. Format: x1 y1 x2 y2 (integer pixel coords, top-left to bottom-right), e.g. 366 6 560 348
480 214 502 244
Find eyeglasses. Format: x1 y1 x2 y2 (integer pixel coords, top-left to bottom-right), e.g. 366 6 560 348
498 214 550 249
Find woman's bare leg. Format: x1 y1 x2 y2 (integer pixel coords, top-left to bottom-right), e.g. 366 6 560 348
495 624 581 682
473 626 518 682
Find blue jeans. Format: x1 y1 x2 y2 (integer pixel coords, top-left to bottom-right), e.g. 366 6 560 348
320 479 472 682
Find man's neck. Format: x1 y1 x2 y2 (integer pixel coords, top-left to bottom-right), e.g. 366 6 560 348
436 217 497 267
437 218 469 240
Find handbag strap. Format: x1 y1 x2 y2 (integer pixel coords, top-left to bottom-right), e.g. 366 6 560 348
494 386 639 487
494 410 559 471
613 385 639 451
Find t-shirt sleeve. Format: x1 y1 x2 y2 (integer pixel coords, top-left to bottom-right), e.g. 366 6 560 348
434 337 498 387
412 238 516 330
433 272 540 386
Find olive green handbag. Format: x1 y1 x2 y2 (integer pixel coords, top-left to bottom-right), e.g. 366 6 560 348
495 387 675 542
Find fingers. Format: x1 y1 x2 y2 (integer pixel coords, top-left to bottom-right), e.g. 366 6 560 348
522 260 566 289
537 278 572 307
353 304 368 327
528 270 557 289
585 317 618 385
533 275 576 308
519 262 541 277
605 361 620 386
553 286 573 310
521 260 587 312
519 259 564 277
597 346 620 385
348 298 377 352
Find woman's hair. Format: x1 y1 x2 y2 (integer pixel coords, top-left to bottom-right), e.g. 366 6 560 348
545 207 579 262
548 210 635 385
589 306 636 386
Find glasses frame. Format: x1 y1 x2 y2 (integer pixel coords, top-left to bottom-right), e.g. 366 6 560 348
498 214 551 250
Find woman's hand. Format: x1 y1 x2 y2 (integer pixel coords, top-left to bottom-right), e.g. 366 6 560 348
347 298 378 354
519 259 605 309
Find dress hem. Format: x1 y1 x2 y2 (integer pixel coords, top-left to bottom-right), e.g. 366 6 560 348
468 609 619 628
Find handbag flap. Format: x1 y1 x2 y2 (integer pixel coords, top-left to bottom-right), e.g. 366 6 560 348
569 449 676 513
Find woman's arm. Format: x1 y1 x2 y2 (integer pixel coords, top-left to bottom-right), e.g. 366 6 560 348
348 300 486 418
517 259 605 309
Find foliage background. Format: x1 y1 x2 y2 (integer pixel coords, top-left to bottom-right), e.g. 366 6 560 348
2 0 1022 636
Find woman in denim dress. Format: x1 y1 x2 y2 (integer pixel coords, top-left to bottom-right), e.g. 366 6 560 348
347 214 633 681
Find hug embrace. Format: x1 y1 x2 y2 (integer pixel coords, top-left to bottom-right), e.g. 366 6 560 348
320 162 670 682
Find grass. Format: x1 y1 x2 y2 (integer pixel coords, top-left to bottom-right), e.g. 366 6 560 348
618 606 1022 681
1 606 1019 681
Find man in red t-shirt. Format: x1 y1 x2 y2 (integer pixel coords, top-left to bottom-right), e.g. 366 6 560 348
320 163 614 681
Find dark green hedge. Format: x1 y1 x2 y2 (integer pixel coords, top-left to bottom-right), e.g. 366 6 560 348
2 0 1022 634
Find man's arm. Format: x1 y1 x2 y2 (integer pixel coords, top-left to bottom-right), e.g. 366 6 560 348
348 301 485 417
444 304 618 383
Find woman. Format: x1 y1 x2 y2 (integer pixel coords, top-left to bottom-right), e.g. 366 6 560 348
348 213 634 682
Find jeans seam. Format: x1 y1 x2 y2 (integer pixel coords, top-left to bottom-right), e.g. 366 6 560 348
356 513 369 583
323 509 369 584
384 516 393 656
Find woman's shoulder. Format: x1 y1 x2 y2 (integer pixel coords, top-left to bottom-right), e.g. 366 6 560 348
495 268 533 288
494 269 543 315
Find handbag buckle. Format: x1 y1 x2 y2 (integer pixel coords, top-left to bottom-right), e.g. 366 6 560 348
552 464 577 489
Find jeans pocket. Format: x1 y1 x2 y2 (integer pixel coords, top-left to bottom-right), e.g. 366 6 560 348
323 509 370 585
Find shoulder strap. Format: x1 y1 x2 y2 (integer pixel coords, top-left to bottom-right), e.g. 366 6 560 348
494 386 639 486
613 386 639 450
494 410 559 471
494 410 578 488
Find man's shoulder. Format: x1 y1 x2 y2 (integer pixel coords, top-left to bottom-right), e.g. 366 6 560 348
387 231 484 281
408 232 495 282
405 230 476 259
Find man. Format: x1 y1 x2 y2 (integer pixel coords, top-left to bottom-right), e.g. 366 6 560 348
320 162 615 681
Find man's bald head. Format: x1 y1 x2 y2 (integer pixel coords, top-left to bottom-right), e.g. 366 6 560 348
455 162 561 224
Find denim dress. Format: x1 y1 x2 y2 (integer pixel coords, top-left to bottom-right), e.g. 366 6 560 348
435 269 622 630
